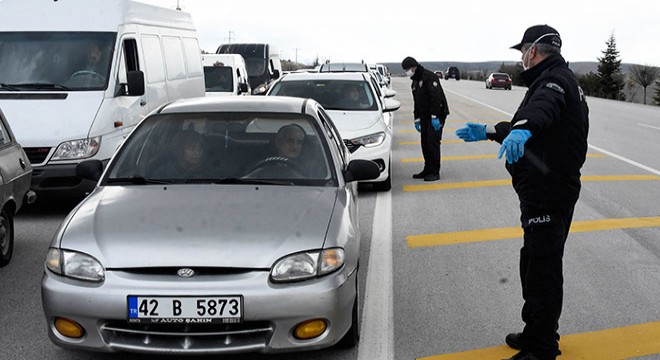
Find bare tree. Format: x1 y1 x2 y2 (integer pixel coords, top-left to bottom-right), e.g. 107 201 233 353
628 64 660 104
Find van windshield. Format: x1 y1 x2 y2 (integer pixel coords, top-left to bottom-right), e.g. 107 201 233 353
0 32 116 91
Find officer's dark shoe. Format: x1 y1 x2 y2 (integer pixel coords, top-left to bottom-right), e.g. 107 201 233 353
505 333 561 355
412 170 428 179
423 173 440 181
503 351 542 360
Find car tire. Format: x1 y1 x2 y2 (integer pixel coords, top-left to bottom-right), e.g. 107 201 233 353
0 208 14 268
372 162 391 191
336 271 360 348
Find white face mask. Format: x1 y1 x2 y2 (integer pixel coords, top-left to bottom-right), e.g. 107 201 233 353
405 69 414 77
522 47 532 70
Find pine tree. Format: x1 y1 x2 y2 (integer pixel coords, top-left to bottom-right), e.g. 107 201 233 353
597 34 625 100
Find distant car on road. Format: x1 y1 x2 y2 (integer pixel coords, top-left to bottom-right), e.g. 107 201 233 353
41 96 380 355
486 72 512 90
0 108 36 267
445 66 460 80
434 70 444 79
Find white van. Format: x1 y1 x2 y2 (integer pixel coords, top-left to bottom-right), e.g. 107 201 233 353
0 0 205 197
201 54 251 96
216 43 283 95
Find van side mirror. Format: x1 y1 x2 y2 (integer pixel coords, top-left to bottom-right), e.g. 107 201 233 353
343 159 380 183
271 69 280 80
76 160 104 181
127 70 145 96
238 82 249 94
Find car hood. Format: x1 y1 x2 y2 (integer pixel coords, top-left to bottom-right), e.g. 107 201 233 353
59 185 338 269
325 110 382 132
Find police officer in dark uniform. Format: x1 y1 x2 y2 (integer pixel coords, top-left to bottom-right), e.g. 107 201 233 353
401 56 449 181
455 25 589 360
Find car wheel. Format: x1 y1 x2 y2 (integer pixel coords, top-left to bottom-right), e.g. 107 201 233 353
372 161 391 191
0 208 14 268
336 271 360 348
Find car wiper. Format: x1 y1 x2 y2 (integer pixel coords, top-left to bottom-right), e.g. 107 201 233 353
212 177 292 185
7 83 72 91
106 177 175 185
0 83 20 91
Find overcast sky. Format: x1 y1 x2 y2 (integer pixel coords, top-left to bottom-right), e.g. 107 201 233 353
135 0 660 67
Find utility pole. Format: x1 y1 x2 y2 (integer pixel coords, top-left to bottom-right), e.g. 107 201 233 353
225 31 234 44
175 0 181 10
295 48 300 63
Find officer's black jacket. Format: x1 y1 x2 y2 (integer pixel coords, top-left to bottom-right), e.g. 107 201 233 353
486 54 589 208
411 65 450 122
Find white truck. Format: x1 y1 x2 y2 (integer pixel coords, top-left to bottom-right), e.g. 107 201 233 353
0 0 205 197
201 54 251 96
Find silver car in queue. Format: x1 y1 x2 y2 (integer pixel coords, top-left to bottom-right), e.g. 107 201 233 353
41 96 380 355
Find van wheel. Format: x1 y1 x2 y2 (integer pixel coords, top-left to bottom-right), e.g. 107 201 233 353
336 272 360 348
0 208 14 268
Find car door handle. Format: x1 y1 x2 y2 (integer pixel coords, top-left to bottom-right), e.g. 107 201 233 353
140 99 147 106
19 158 26 169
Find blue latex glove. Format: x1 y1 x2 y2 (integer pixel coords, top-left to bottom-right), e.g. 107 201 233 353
431 116 442 131
455 122 487 142
414 118 421 133
498 129 532 164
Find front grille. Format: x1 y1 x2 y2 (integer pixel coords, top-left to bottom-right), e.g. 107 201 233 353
24 147 51 165
112 267 261 276
100 320 273 354
343 139 360 153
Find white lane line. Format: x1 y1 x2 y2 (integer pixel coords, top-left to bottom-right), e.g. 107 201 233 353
357 191 393 360
444 89 660 177
638 123 660 130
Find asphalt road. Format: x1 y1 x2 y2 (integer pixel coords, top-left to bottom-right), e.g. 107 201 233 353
1 76 659 360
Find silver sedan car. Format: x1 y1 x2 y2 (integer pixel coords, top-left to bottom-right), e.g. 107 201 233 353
41 96 379 355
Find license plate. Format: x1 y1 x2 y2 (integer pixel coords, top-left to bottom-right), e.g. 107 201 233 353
127 295 243 324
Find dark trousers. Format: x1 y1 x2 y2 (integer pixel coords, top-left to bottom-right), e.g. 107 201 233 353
518 202 575 360
419 117 443 174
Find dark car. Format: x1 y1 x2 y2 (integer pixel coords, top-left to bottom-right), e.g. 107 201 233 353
445 66 460 80
434 70 444 79
0 108 36 267
486 72 512 90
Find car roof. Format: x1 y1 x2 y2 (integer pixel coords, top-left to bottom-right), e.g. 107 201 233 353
319 62 369 72
278 72 369 81
157 96 316 115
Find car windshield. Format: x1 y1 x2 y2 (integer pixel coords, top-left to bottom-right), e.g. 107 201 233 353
204 66 234 92
0 32 115 91
105 112 335 186
269 80 378 111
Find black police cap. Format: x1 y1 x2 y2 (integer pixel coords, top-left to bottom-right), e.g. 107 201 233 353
511 25 562 50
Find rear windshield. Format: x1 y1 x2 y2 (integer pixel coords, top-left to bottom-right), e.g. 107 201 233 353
493 74 510 79
204 66 234 92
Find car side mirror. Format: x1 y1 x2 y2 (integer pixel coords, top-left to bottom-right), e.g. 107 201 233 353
76 159 104 181
384 89 397 98
127 70 145 96
271 69 280 80
383 98 401 113
343 159 380 183
238 82 249 94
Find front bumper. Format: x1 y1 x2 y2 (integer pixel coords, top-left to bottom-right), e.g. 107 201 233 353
41 265 357 355
348 138 392 183
31 163 98 198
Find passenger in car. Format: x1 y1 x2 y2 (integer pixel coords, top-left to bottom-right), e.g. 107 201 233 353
153 130 215 179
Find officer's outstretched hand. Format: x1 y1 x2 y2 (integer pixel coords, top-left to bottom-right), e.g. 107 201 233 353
431 116 442 131
414 118 421 133
498 129 532 164
455 122 486 142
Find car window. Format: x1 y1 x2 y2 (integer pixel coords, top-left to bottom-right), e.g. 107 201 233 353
318 109 347 168
0 118 12 146
105 112 336 186
270 79 377 111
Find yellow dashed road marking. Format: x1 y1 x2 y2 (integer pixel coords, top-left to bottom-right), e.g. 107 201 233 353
417 321 660 360
400 153 606 163
403 175 660 192
407 216 660 248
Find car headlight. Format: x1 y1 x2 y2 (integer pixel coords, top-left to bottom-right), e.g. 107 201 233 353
347 132 386 148
270 248 345 283
46 248 105 282
51 136 101 160
253 84 268 95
